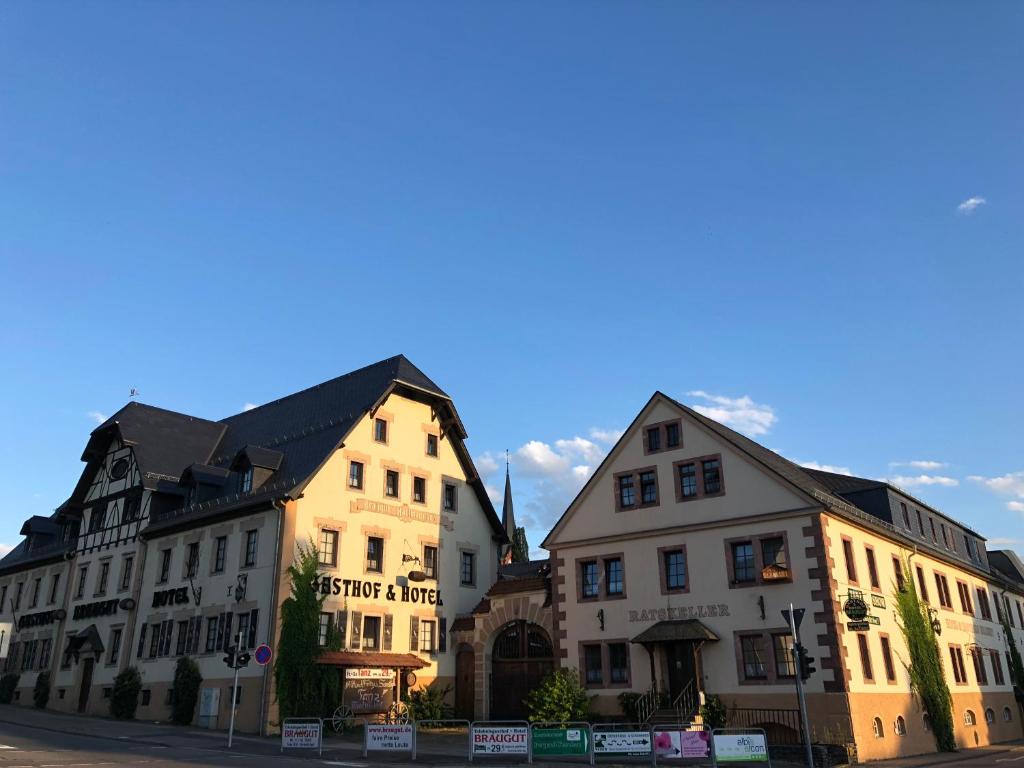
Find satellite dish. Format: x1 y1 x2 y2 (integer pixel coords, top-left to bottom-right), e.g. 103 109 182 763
407 570 427 582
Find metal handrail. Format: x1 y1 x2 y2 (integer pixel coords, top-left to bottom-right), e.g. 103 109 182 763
636 686 658 725
671 681 698 723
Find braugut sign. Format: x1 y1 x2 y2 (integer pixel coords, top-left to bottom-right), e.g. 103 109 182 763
281 720 321 749
312 576 443 606
472 725 529 754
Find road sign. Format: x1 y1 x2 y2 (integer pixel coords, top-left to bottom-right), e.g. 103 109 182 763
254 644 273 666
781 607 805 632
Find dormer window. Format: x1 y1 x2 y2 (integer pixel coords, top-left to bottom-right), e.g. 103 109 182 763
109 458 129 481
240 467 253 493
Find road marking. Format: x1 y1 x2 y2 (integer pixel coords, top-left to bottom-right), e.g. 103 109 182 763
323 762 370 767
996 757 1024 763
0 743 17 749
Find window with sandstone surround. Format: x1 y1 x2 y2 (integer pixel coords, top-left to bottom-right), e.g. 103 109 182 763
614 468 659 511
576 554 627 601
865 546 880 591
842 537 858 584
725 532 791 588
739 635 767 680
915 566 929 603
642 419 682 455
892 557 905 592
659 546 689 594
583 644 603 685
673 454 726 502
880 634 896 682
857 633 874 682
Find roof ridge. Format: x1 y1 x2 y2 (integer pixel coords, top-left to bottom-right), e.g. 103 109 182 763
219 354 410 423
95 400 221 432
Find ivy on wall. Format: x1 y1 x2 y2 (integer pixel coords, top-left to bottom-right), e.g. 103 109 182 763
893 557 956 752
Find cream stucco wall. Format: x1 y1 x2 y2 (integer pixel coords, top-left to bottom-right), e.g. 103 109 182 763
821 514 1024 760
278 391 498 697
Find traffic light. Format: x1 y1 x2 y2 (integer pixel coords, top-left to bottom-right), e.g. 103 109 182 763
797 644 817 681
223 644 236 669
236 652 251 668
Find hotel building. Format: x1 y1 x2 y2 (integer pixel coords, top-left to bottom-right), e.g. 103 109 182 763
0 356 506 733
543 392 1024 762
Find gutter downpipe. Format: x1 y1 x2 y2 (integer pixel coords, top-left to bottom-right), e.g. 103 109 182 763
259 496 287 738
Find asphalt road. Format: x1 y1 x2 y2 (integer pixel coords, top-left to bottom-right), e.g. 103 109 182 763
0 715 1022 768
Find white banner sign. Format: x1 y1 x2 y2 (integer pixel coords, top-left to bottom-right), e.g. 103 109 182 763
281 721 321 749
472 725 529 754
713 733 769 762
345 667 394 680
593 730 652 755
366 723 414 751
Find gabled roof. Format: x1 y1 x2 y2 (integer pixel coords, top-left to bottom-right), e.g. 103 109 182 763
85 402 226 489
989 550 1024 587
140 355 505 541
179 464 231 487
543 392 847 548
802 469 885 496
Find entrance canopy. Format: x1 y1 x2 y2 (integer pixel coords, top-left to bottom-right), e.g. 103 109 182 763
630 619 719 645
64 624 104 662
315 650 427 669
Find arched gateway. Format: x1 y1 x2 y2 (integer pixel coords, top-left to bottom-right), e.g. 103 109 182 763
489 621 554 720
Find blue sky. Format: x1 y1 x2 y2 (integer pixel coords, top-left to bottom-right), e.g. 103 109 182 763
1 2 1021 559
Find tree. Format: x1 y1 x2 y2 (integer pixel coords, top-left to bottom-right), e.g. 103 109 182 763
893 559 956 752
511 527 529 563
525 668 593 723
999 612 1024 690
32 671 50 709
110 667 143 720
0 674 19 704
275 539 334 721
171 657 203 725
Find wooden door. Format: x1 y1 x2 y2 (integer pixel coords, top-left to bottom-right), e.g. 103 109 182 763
666 642 696 700
78 658 94 713
455 647 475 720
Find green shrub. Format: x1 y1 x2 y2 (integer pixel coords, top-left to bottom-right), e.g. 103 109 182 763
525 668 593 724
617 692 641 723
894 559 956 752
0 673 20 704
171 658 202 725
700 694 727 731
32 671 50 709
403 683 452 722
110 667 142 720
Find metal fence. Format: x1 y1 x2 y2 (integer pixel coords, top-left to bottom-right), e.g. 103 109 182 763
726 708 803 745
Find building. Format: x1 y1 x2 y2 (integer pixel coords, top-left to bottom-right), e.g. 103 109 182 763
0 355 506 733
543 391 1024 762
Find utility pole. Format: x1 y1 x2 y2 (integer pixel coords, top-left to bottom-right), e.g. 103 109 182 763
784 604 815 768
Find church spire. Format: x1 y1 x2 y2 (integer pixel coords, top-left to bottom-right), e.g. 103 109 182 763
501 451 516 563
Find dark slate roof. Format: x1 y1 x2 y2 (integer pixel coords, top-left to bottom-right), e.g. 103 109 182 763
180 464 231 487
803 469 885 495
20 516 60 537
498 559 549 580
232 445 284 471
631 619 720 644
989 550 1024 587
0 535 73 576
316 650 427 669
87 402 226 489
487 576 548 596
140 355 504 540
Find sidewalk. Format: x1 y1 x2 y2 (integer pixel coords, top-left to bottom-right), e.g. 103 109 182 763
2 703 1020 767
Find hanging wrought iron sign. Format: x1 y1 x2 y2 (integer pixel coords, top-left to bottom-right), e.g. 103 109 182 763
843 595 868 621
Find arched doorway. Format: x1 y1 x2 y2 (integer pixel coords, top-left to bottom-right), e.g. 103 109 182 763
490 621 554 720
455 644 475 720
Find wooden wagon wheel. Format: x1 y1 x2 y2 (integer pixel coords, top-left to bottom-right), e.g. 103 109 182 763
331 705 355 732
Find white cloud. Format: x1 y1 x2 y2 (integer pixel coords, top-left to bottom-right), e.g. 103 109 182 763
957 196 987 215
1007 501 1024 513
589 427 624 445
890 460 947 470
686 391 777 437
887 474 959 488
0 543 11 557
798 461 853 476
969 471 1024 499
243 402 258 412
988 536 1024 546
476 452 501 477
86 410 107 425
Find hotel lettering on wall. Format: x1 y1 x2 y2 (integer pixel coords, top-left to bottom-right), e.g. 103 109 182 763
313 576 443 606
628 604 730 623
152 586 190 608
